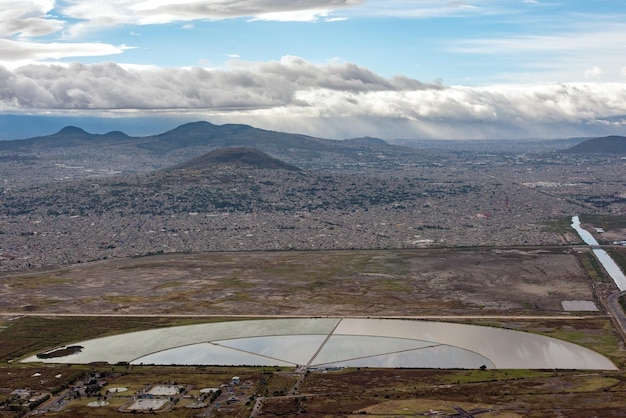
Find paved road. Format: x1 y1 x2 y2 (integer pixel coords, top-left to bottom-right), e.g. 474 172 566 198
607 291 626 341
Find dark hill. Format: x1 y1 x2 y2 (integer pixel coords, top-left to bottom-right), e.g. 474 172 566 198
104 130 130 138
0 120 408 169
562 136 626 154
142 121 339 154
0 125 135 151
172 147 300 171
56 126 89 136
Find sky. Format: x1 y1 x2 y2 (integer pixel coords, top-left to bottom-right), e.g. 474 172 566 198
1 0 626 140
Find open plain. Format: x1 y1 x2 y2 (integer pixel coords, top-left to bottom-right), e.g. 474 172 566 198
0 247 613 317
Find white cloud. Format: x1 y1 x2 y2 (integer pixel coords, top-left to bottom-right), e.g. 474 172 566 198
452 24 626 54
0 1 363 54
58 0 363 26
0 0 64 38
0 0 362 64
341 0 493 18
584 66 603 79
1 57 625 139
449 22 626 83
0 38 131 66
249 9 333 23
61 0 132 23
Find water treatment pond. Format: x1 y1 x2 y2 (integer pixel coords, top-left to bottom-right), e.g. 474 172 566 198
23 318 617 370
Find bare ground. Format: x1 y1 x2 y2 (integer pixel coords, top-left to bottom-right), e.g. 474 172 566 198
0 247 611 317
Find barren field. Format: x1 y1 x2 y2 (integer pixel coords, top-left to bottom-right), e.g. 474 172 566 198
0 247 612 317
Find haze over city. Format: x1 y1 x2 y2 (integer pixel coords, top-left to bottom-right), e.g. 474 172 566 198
2 0 626 140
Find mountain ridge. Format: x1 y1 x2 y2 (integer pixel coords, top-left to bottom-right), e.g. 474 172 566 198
0 120 390 152
0 120 400 169
0 125 136 150
562 135 626 154
141 121 351 154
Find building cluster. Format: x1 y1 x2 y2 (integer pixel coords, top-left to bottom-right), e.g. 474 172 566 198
5 369 254 416
1 145 624 271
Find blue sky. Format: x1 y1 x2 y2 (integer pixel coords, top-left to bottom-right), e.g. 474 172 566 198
1 0 626 139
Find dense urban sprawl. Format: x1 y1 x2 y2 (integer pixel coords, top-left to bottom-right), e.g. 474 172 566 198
1 142 623 271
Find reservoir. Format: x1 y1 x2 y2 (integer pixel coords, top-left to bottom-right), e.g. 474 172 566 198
22 318 617 370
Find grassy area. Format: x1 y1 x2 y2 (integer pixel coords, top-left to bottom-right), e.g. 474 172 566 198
355 399 492 416
259 371 300 396
575 251 612 284
297 367 626 416
569 376 621 392
581 214 626 231
544 217 580 242
437 369 551 385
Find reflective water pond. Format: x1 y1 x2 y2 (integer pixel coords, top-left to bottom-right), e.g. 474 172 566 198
22 318 617 370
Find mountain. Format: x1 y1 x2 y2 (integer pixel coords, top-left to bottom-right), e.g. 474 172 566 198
0 120 409 171
562 136 626 154
0 125 133 151
141 121 347 154
0 114 189 140
172 147 300 171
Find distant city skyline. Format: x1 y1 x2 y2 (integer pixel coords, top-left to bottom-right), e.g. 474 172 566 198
1 0 626 140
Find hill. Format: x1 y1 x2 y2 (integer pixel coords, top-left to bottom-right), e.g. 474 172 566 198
0 126 133 151
140 121 395 162
562 135 626 154
0 120 408 171
171 147 300 171
139 121 355 154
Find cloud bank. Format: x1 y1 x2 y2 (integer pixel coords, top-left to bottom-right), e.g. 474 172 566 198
2 57 625 139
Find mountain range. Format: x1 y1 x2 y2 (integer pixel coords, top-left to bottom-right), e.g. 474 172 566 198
0 121 403 170
0 122 624 175
0 121 389 152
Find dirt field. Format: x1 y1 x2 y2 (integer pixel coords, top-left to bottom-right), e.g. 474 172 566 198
0 247 612 317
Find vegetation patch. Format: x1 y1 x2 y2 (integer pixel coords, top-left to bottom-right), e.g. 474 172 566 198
37 345 83 359
608 247 626 272
581 214 626 231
